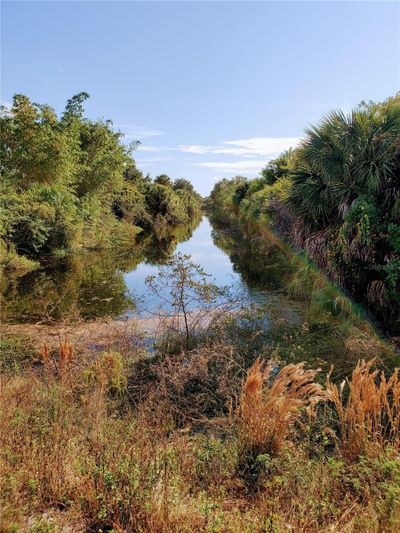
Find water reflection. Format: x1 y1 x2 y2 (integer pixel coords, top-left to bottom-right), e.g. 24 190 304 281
0 217 298 323
210 225 293 291
1 219 201 322
206 218 396 378
2 215 393 378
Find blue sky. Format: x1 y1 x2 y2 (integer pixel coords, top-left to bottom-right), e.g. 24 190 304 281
2 1 399 195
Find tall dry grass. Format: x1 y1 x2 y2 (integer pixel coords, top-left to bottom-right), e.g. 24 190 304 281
236 358 326 486
2 326 400 531
41 338 74 381
326 359 400 460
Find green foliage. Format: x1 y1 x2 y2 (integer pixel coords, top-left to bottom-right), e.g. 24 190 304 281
112 181 152 228
0 239 38 272
208 94 400 334
154 173 173 187
287 95 400 331
173 177 195 193
83 351 127 393
207 176 248 225
384 260 400 304
30 519 59 533
339 196 380 249
0 334 34 373
260 148 296 185
0 93 201 264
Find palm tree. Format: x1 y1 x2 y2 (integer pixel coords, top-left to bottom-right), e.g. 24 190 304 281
287 95 400 332
288 96 400 231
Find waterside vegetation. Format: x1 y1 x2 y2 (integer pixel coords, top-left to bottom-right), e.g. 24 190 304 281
0 93 202 272
1 255 400 532
1 92 400 532
207 95 400 336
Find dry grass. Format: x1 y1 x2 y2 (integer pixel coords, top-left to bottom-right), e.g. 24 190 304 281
41 338 74 381
237 358 325 457
128 341 245 428
326 358 400 460
1 331 400 531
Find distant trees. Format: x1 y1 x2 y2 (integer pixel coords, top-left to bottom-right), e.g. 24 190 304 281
260 149 295 185
207 177 248 224
173 178 194 193
0 93 201 266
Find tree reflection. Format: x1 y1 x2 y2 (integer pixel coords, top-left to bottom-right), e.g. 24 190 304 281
1 216 202 323
210 225 293 291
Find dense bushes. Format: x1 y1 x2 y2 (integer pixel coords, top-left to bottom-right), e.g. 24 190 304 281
0 93 202 268
208 95 400 335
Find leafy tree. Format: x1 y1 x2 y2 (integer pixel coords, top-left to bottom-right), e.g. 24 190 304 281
0 93 202 266
173 178 194 193
154 174 173 187
260 149 295 186
232 179 250 207
124 163 151 190
61 92 90 123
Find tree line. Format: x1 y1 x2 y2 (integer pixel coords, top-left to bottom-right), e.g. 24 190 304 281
208 94 400 335
0 93 201 268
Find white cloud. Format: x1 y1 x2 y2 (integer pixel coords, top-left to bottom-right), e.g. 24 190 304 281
116 125 164 140
135 157 168 164
135 136 301 156
224 137 301 155
195 160 267 174
132 136 301 179
137 145 168 152
178 144 214 154
179 137 301 157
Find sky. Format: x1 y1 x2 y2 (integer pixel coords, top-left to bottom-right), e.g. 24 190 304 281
1 1 399 195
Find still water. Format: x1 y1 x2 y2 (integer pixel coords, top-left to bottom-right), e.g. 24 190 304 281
124 217 243 301
1 216 290 323
2 216 395 376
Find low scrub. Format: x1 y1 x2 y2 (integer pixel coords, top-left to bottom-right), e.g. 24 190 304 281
1 307 400 530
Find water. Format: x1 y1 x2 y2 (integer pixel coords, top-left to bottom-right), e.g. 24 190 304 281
1 217 280 323
2 216 396 376
124 217 243 301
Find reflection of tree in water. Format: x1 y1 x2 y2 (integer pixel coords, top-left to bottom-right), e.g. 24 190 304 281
141 216 201 265
1 216 202 323
210 224 293 291
1 251 136 322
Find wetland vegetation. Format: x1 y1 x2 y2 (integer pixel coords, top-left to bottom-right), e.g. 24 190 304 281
207 95 400 337
1 94 400 532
